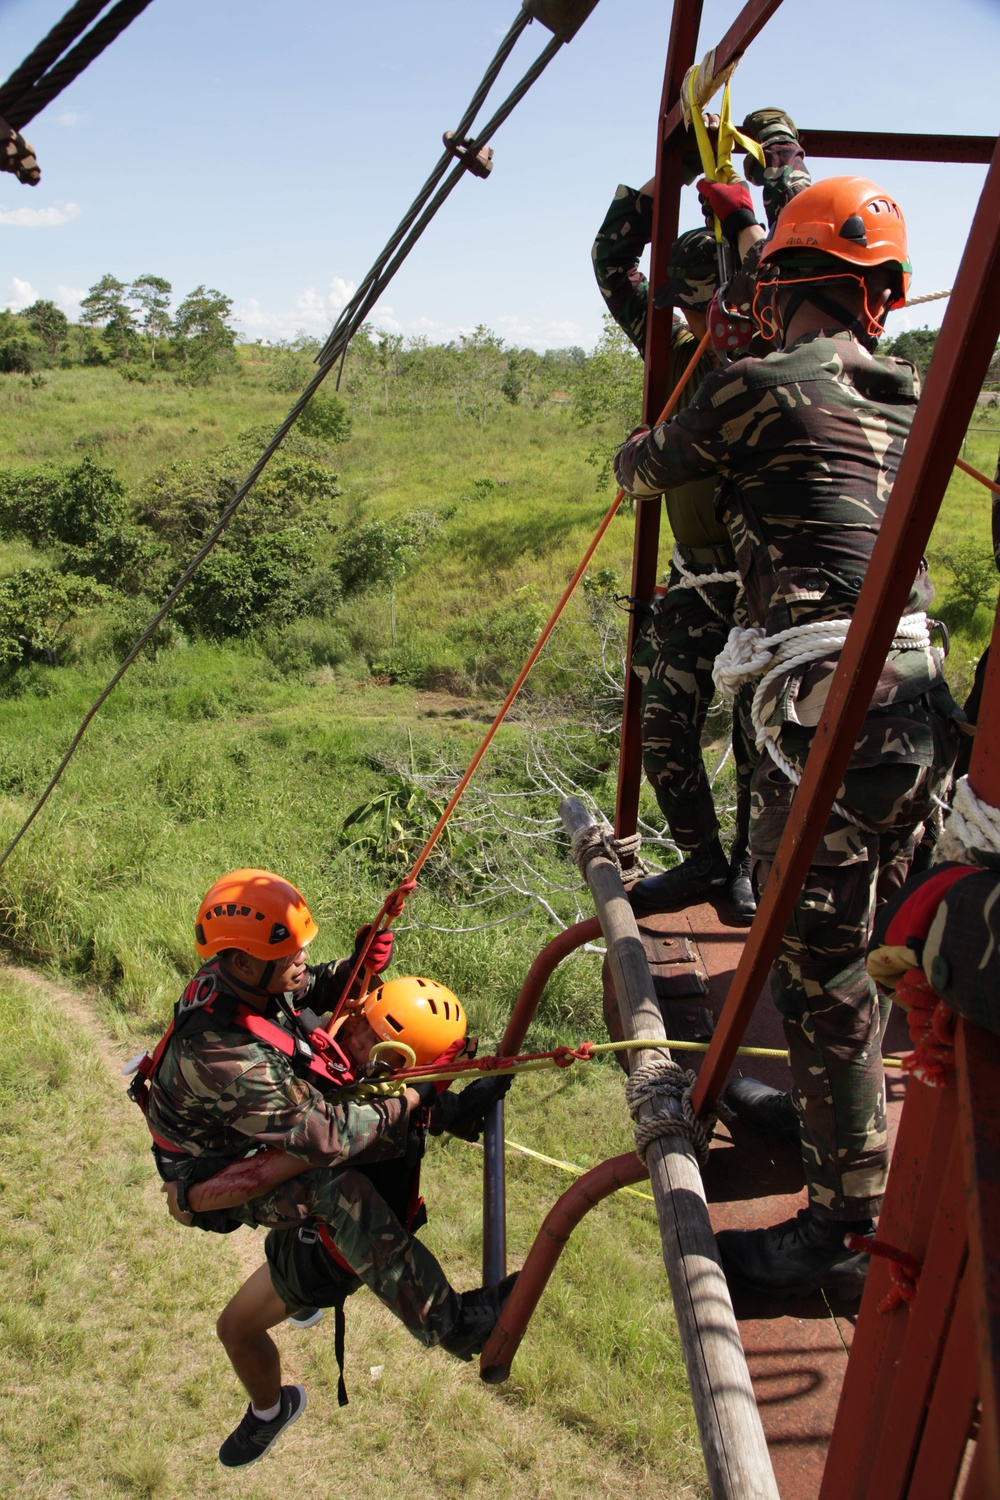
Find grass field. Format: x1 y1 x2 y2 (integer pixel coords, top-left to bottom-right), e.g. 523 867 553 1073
0 965 706 1499
0 357 996 1497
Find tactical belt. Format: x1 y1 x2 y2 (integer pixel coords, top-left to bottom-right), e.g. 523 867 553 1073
675 541 736 570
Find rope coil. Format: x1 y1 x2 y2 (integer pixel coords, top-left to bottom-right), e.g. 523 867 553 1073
669 543 739 621
569 821 646 879
934 774 1000 864
712 614 932 830
625 1058 713 1170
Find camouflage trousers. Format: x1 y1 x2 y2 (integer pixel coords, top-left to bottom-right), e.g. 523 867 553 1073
751 704 960 1220
631 565 754 852
231 1167 460 1346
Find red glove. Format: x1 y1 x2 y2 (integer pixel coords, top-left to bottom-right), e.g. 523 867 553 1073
353 924 394 974
697 177 758 245
867 863 980 992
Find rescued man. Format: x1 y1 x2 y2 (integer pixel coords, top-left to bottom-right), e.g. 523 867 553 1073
614 176 962 1297
134 868 512 1465
590 109 811 922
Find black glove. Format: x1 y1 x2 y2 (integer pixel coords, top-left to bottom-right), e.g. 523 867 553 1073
429 1072 513 1141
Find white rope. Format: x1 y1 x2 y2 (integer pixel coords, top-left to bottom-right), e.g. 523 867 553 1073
934 775 1000 864
625 1059 713 1170
669 543 739 621
712 613 932 829
570 821 648 879
902 288 951 307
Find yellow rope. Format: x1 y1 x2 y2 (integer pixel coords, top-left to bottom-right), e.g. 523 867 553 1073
348 1036 905 1098
452 1134 657 1204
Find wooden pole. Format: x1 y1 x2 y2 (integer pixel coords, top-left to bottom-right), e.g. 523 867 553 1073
559 798 778 1500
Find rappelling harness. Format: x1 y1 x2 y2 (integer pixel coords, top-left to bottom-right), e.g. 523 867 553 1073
127 957 429 1404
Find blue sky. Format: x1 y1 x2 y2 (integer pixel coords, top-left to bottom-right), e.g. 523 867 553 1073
0 0 997 350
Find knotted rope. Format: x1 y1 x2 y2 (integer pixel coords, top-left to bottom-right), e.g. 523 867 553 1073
934 774 1000 864
625 1058 713 1170
669 543 739 621
712 613 932 829
569 820 646 879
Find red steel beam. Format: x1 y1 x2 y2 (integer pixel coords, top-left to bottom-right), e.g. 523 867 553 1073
691 129 1000 1116
614 0 704 839
800 129 995 165
660 0 786 147
956 1021 1000 1498
478 1151 649 1382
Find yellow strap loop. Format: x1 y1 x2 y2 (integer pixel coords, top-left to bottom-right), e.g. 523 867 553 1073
686 67 765 243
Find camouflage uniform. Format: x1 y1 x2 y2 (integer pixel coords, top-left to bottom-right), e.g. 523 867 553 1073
147 963 460 1343
615 330 963 1220
593 187 752 853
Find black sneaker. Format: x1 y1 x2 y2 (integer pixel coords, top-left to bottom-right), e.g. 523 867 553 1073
628 840 729 914
724 1076 799 1143
287 1306 323 1329
218 1384 307 1468
439 1272 519 1361
717 1209 872 1299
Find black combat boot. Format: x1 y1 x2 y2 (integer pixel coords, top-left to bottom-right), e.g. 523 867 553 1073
726 843 756 926
716 1208 873 1299
628 837 729 914
439 1272 519 1361
724 1076 800 1143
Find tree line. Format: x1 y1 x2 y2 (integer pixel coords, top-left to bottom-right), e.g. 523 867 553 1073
0 274 237 382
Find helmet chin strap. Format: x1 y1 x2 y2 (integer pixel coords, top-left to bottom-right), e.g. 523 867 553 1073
778 281 881 352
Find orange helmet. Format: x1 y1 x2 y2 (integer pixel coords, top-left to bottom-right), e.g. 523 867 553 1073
194 868 319 961
362 976 466 1066
760 176 911 308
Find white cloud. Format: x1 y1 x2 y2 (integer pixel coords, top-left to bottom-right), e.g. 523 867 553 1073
234 276 357 340
0 200 82 229
55 283 87 318
56 110 83 127
3 276 36 310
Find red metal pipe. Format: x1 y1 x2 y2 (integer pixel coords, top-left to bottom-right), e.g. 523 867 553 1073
691 129 1000 1116
498 917 602 1055
478 1151 649 1383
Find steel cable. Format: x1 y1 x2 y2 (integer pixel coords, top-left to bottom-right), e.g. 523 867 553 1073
5 0 155 130
0 0 109 119
0 11 572 874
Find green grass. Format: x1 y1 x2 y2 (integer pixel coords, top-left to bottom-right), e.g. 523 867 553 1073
0 966 706 1499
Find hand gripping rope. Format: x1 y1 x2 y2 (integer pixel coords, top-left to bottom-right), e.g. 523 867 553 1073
325 329 714 1026
684 60 764 281
0 4 597 877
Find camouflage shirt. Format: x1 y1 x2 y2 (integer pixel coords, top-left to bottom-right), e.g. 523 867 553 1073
615 330 947 740
146 963 408 1178
592 184 730 552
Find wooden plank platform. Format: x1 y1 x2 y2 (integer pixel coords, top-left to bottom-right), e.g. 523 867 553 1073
609 899 911 1500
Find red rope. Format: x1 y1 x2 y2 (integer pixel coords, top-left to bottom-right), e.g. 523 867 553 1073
896 967 957 1088
844 1232 922 1313
326 331 714 1030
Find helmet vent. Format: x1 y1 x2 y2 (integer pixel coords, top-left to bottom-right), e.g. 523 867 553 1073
443 1001 451 1020
416 978 427 987
427 996 438 1014
268 922 290 945
384 1013 404 1033
839 215 867 245
195 923 206 945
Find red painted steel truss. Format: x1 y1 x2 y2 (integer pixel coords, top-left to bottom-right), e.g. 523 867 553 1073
481 0 1000 1490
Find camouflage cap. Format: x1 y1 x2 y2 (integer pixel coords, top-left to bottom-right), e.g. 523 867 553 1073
653 229 719 311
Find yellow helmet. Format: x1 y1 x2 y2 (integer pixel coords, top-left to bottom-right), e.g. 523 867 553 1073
362 976 466 1065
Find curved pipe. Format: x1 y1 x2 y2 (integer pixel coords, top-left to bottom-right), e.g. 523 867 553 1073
483 916 603 1284
499 916 603 1055
479 1151 649 1383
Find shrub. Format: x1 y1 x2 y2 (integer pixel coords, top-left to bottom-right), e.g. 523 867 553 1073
174 528 315 638
297 391 352 445
459 589 547 687
0 568 106 672
942 542 999 616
